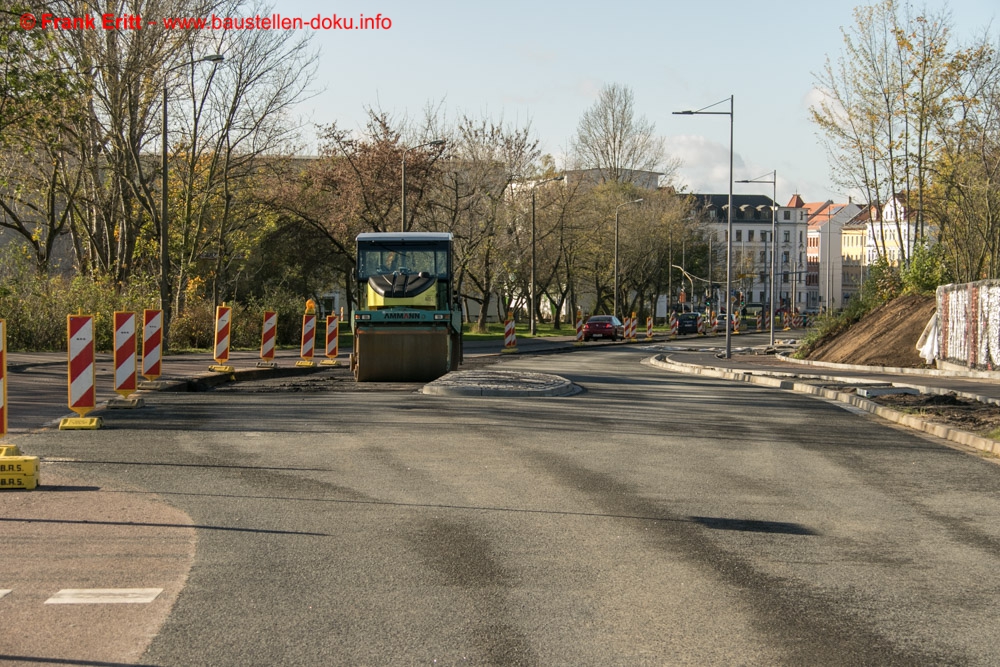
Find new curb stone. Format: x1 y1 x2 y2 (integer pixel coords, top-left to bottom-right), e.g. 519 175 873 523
423 369 580 397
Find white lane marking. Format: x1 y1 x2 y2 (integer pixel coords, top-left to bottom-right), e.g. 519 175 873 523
0 590 11 600
45 588 163 604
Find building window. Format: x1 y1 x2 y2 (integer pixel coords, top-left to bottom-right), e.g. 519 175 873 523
782 251 790 263
759 291 765 302
783 210 791 221
783 230 790 243
799 231 804 242
748 230 755 242
760 251 766 262
735 230 742 242
783 272 789 283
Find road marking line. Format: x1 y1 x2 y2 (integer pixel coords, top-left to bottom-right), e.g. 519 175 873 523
0 590 11 600
44 588 163 604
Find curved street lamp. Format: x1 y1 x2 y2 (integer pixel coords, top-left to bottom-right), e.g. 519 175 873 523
674 95 734 358
736 170 777 346
401 139 445 232
614 198 643 320
530 175 564 335
162 54 223 349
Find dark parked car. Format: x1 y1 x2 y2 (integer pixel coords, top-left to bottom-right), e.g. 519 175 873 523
676 312 701 335
583 315 624 341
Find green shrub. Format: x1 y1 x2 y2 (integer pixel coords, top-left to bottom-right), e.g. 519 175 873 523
902 241 951 295
0 247 159 351
0 245 322 352
169 287 321 351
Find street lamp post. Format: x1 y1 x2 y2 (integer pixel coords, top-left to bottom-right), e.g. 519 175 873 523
530 175 564 336
736 170 777 346
674 96 734 358
162 54 222 350
400 139 445 232
613 198 643 320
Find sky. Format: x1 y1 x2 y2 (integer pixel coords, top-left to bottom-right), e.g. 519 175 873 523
274 0 997 205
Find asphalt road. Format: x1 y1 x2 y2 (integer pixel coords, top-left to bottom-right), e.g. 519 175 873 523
4 345 1000 665
2 335 590 432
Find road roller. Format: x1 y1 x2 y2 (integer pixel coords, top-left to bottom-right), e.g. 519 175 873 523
351 232 462 381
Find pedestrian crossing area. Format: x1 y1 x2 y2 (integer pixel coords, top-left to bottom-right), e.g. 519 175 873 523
0 588 163 604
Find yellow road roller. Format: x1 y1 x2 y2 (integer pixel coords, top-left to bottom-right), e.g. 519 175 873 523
351 232 462 381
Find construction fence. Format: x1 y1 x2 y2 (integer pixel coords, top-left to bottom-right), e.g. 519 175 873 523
936 280 1000 371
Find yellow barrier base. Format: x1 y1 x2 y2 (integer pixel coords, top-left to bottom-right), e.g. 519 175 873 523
106 397 146 409
209 365 235 373
256 361 278 368
501 347 518 354
295 360 317 368
0 473 38 490
59 417 103 430
138 380 169 390
0 456 39 476
0 445 23 457
320 359 339 366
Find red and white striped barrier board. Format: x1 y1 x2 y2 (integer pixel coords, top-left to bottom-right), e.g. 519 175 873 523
260 310 277 362
669 312 678 337
575 310 584 343
734 312 741 333
0 319 7 438
300 312 316 361
630 312 638 340
503 311 517 350
214 305 232 364
325 314 339 360
645 316 653 339
67 315 96 417
142 309 163 380
113 311 137 397
623 315 631 340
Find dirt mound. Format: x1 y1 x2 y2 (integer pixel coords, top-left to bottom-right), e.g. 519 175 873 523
805 293 936 368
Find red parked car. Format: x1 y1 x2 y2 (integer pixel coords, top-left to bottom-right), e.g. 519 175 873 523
583 315 625 341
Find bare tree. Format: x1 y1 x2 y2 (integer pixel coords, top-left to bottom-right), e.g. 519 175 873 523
571 83 674 184
425 114 539 331
167 1 318 308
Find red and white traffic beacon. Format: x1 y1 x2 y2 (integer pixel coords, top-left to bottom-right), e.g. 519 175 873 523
0 318 41 490
142 309 164 384
210 303 235 373
297 300 317 368
109 311 144 408
60 313 102 430
321 312 340 366
257 310 278 368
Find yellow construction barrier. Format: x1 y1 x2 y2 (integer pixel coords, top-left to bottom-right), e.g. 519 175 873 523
0 445 39 491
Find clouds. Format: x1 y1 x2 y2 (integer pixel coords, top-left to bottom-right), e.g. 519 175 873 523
667 133 840 204
667 134 746 194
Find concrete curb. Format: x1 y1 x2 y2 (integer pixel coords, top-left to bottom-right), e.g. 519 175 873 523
776 351 1000 381
649 354 1000 458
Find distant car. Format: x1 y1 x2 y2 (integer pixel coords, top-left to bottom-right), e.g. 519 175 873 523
716 312 736 331
583 315 624 341
676 312 700 334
